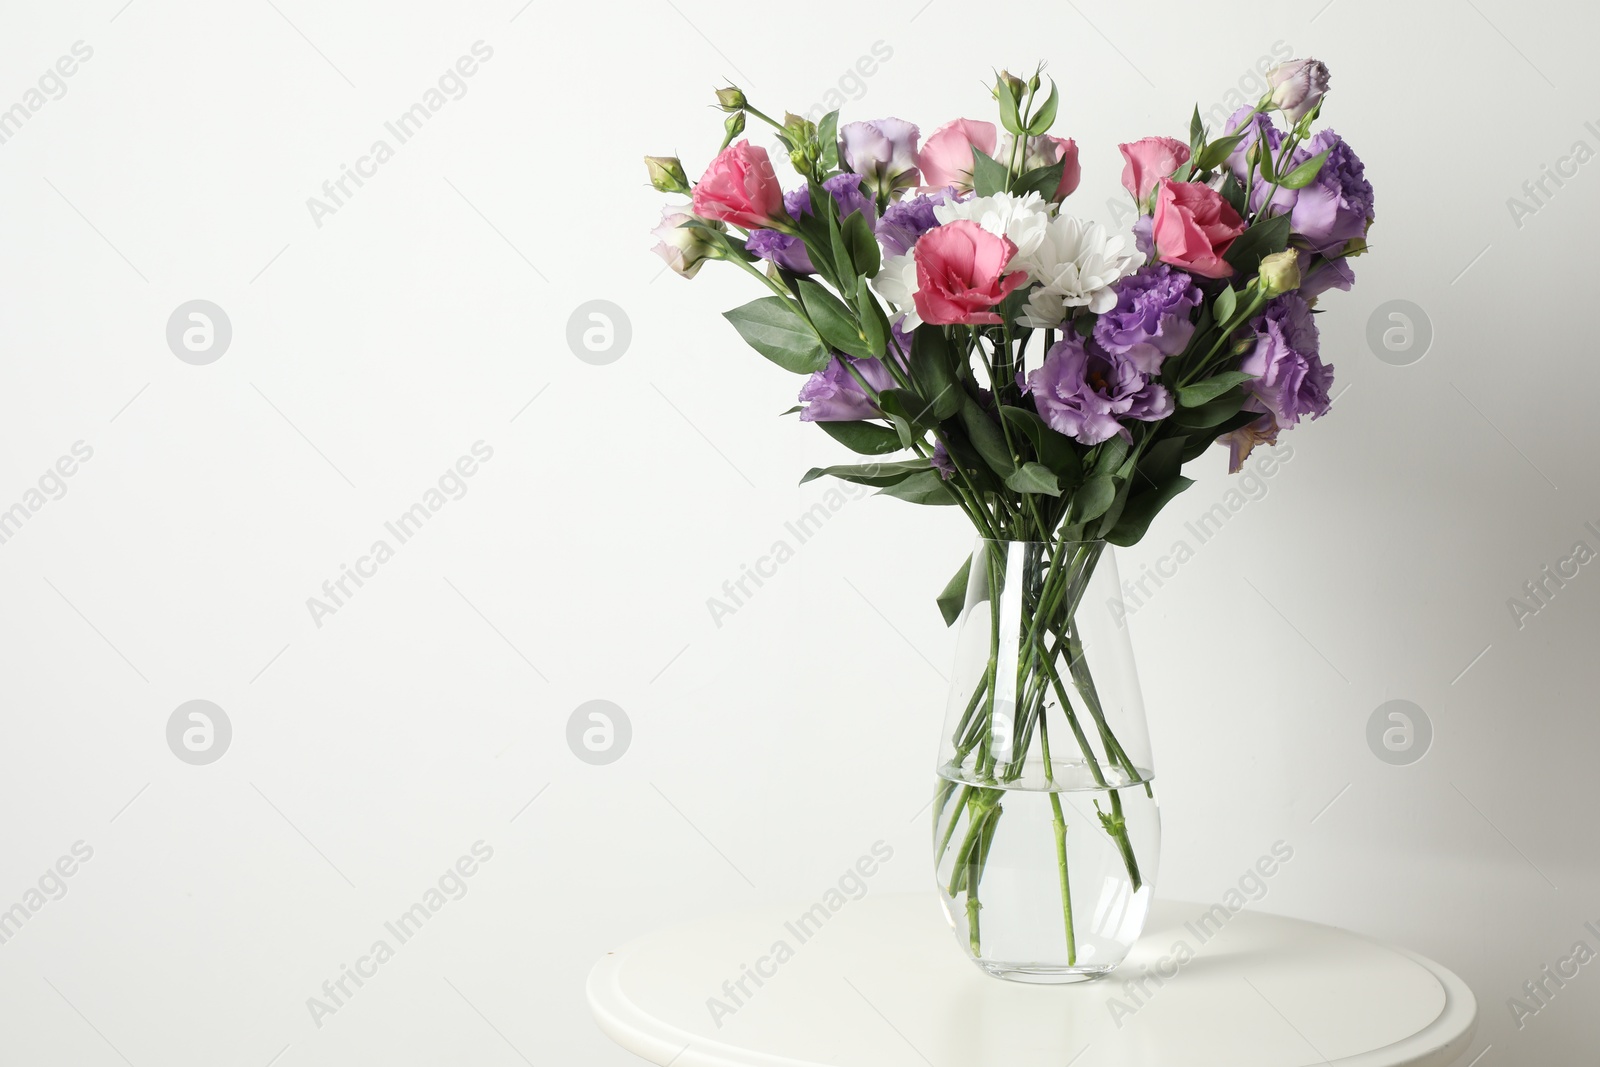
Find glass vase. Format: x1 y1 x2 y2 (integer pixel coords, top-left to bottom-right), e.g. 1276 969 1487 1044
933 538 1159 983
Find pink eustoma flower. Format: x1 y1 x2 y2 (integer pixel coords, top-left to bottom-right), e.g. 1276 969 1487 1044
1151 177 1245 279
915 119 997 192
691 140 785 230
912 220 1028 326
1118 137 1191 201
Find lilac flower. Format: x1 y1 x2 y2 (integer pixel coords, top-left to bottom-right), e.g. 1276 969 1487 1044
875 189 957 257
748 178 877 275
1223 107 1285 185
1092 264 1203 375
822 172 878 226
1298 250 1356 300
1220 413 1280 473
797 354 898 423
1277 129 1374 253
839 118 920 197
930 440 956 480
1026 334 1173 446
1239 293 1333 428
1132 214 1153 257
746 189 816 273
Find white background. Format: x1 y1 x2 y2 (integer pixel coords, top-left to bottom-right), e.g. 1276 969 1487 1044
0 0 1596 1063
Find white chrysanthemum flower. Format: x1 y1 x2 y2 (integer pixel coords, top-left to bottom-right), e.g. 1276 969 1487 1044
872 252 922 329
934 191 1053 266
1015 214 1140 327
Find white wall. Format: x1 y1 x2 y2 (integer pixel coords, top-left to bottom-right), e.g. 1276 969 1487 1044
0 0 1594 1062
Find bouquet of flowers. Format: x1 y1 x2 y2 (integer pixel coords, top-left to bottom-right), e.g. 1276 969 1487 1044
647 58 1371 977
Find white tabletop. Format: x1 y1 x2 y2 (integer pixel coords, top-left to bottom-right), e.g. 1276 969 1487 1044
588 893 1476 1067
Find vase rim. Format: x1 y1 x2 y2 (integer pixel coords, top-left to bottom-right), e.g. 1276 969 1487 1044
974 536 1108 548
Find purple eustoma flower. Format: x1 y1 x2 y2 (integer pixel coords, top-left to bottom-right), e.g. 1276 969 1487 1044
1276 129 1374 253
1027 334 1173 446
747 177 877 275
1221 109 1374 254
839 118 920 197
1093 264 1203 375
874 188 962 257
797 353 898 423
1239 293 1333 428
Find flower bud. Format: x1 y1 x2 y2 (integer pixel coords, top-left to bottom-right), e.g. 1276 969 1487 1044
651 209 725 279
1258 249 1301 296
995 70 1026 101
723 111 746 139
644 155 691 195
1266 58 1330 124
714 86 747 112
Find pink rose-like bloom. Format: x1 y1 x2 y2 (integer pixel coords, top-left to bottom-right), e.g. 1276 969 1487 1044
691 140 784 230
912 220 1028 326
1119 137 1191 202
1151 178 1245 279
916 119 997 192
1029 135 1081 199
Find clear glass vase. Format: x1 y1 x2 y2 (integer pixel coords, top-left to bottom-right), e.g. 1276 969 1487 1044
933 538 1159 983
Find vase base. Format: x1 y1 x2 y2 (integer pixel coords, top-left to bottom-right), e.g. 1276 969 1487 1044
975 961 1116 985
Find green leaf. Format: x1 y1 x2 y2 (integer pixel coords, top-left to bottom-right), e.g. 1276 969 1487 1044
1134 436 1187 486
1094 477 1132 538
910 327 962 420
878 468 960 505
1025 81 1059 136
1069 473 1116 524
1279 148 1331 190
1193 131 1246 172
958 393 1016 477
999 406 1080 484
995 76 1023 135
817 110 840 171
723 297 829 374
792 194 841 286
796 278 871 359
1092 435 1130 476
936 556 972 627
1172 389 1246 429
800 459 928 487
1212 285 1238 324
853 284 888 358
1176 371 1254 408
841 205 881 279
971 148 1009 197
1004 462 1061 497
1222 212 1293 276
1189 105 1204 153
1106 475 1195 547
1013 159 1066 200
816 420 905 455
1218 171 1247 216
878 387 940 431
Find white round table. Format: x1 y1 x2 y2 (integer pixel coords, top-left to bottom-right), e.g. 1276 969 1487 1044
588 894 1476 1067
